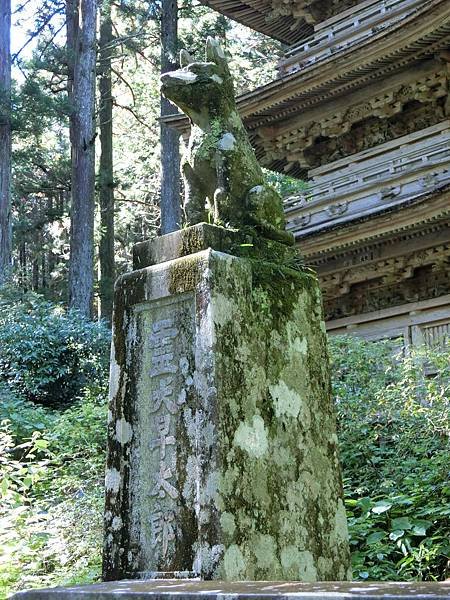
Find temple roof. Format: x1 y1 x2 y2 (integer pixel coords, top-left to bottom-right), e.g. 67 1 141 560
298 183 450 258
305 184 450 321
199 0 360 44
199 0 313 45
165 0 450 177
283 121 450 241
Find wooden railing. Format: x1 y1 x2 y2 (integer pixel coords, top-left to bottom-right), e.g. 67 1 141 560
284 121 450 237
278 0 426 75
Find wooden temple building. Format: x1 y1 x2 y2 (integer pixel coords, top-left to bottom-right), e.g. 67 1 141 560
166 0 450 347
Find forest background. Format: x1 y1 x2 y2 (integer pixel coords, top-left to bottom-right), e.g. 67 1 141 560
0 0 288 315
0 0 449 597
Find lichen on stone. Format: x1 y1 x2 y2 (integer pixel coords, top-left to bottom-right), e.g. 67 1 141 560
103 243 351 582
233 415 269 459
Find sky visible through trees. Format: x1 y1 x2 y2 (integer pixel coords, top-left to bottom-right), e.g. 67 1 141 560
4 0 284 319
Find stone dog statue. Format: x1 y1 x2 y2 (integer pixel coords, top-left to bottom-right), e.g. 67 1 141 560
160 37 294 245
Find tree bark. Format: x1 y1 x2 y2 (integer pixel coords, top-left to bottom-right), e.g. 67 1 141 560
0 0 12 285
67 0 96 318
19 240 26 291
160 0 181 234
66 0 78 100
98 0 115 323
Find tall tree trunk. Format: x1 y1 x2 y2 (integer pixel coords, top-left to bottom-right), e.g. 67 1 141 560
160 0 181 234
98 0 115 323
66 0 78 100
67 0 96 318
0 0 11 285
19 240 25 291
41 254 47 289
47 195 56 277
32 257 39 291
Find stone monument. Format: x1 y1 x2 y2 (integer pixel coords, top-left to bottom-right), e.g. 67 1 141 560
102 38 351 582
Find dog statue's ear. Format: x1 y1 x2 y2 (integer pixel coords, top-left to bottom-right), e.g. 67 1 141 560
180 49 194 67
206 37 229 74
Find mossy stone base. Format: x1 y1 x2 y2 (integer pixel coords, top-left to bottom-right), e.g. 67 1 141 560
103 245 351 582
133 224 298 271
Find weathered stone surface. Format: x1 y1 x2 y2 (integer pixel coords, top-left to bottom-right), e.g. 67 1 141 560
133 224 298 271
103 228 350 581
133 224 241 270
11 580 450 600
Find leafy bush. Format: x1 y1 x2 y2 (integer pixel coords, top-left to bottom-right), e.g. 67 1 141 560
0 287 110 406
42 385 108 494
331 336 450 581
0 421 51 511
264 169 310 197
0 289 109 597
0 383 56 443
0 389 106 599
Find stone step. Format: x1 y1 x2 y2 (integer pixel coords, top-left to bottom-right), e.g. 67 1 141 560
10 580 450 600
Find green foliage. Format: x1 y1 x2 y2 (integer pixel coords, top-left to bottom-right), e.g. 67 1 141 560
0 287 110 406
264 169 310 197
0 293 109 598
0 421 51 511
331 336 450 581
0 395 105 599
0 383 56 442
44 385 107 491
12 77 68 137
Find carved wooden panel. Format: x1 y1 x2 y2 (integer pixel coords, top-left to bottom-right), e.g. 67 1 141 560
420 321 450 349
323 264 450 321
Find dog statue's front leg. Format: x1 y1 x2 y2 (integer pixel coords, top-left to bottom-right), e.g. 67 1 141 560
182 160 208 225
211 149 228 225
246 185 295 245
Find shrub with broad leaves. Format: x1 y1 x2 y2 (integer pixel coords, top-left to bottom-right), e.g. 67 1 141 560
331 336 450 581
0 287 110 407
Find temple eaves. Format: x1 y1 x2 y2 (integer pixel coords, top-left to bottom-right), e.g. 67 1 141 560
198 0 362 45
163 0 450 345
163 0 450 179
198 0 313 45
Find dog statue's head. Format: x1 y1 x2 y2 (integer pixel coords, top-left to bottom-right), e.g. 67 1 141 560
161 37 235 127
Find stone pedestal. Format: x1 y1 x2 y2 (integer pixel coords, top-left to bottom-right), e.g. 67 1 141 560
11 581 450 600
103 224 351 582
